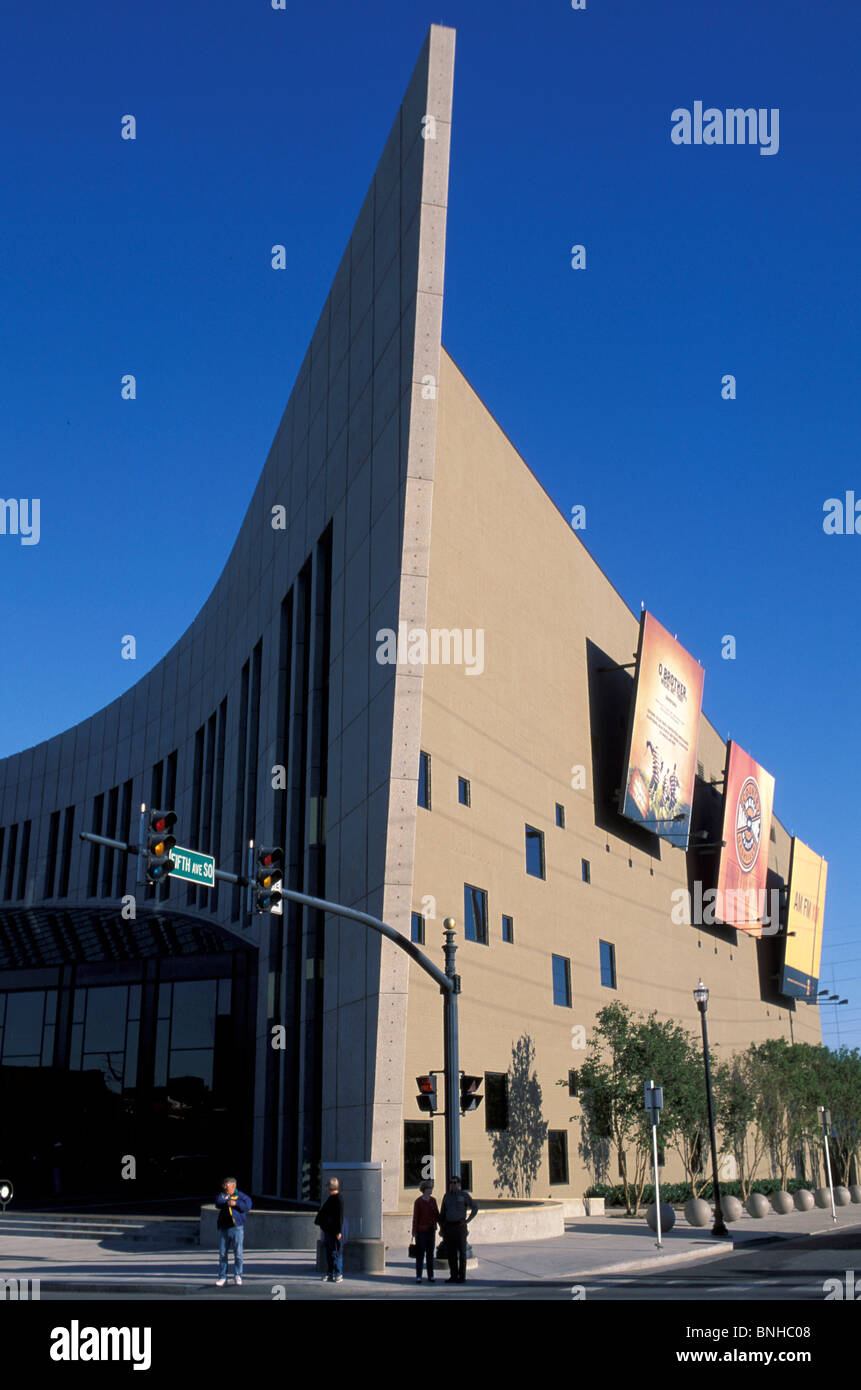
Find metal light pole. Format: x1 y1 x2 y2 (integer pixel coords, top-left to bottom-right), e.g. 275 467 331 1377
693 981 730 1239
442 918 461 1186
819 1106 837 1222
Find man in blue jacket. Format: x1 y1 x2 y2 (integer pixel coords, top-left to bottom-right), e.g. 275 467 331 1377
215 1176 252 1286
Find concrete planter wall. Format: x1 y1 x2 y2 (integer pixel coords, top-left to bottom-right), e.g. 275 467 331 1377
562 1198 605 1217
200 1207 318 1250
385 1199 565 1247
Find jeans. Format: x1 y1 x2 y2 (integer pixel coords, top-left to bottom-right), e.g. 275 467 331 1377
218 1225 245 1279
322 1232 342 1277
415 1229 435 1279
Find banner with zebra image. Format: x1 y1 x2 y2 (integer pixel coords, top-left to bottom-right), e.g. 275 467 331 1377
620 611 705 849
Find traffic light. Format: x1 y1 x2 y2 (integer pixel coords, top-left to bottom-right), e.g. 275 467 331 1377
416 1075 438 1114
460 1074 483 1114
145 809 176 884
255 846 284 913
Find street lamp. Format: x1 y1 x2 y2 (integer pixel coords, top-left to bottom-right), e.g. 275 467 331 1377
693 981 730 1239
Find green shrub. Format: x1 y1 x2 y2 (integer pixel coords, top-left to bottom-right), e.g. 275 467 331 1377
585 1176 813 1208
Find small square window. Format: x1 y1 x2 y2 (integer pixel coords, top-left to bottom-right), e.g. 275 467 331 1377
418 751 431 810
581 858 591 884
599 939 616 989
502 914 514 944
411 912 425 945
555 803 565 828
552 954 572 1008
464 884 489 945
568 1068 579 1098
525 825 545 879
458 776 471 807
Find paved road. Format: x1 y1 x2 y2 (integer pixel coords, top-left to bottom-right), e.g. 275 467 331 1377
5 1208 861 1301
580 1227 861 1301
30 1231 861 1301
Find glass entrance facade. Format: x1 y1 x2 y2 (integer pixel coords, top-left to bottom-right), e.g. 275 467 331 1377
0 949 254 1201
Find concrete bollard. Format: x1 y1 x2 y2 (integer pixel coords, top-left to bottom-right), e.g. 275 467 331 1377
683 1198 712 1228
745 1193 770 1218
645 1202 675 1233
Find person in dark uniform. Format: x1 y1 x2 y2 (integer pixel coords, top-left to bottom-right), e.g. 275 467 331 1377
315 1177 345 1283
439 1174 477 1283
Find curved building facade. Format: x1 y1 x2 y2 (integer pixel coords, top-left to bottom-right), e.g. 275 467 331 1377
0 26 820 1211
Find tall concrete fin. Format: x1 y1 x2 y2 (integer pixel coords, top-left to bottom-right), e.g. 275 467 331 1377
311 25 454 1210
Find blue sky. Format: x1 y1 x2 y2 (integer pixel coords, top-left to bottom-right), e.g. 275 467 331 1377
1 0 859 1045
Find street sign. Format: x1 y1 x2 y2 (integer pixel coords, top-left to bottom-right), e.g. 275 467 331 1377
168 845 215 887
644 1081 663 1121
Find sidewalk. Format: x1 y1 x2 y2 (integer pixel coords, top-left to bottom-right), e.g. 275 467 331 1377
2 1205 859 1296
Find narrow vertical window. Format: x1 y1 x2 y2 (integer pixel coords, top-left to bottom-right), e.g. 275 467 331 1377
418 751 431 809
552 954 572 1007
525 825 545 879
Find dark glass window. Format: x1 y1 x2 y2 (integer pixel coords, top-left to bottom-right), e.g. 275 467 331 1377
458 777 471 807
404 1121 432 1188
459 1160 473 1191
411 912 425 945
484 1073 509 1131
552 954 572 1007
525 825 545 879
599 940 616 989
418 751 431 810
555 803 565 828
464 884 488 945
568 1068 579 1097
548 1130 569 1185
502 914 514 943
581 858 591 884
2 991 45 1061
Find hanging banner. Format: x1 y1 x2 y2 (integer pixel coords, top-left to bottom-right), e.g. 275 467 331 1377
715 741 776 934
620 611 705 849
780 839 827 1000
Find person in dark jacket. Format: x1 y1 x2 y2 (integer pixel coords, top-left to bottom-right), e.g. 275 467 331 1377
412 1179 440 1283
315 1177 345 1282
439 1174 477 1283
215 1176 252 1286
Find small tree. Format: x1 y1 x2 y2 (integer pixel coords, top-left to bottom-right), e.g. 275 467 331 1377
716 1053 768 1199
579 1003 651 1214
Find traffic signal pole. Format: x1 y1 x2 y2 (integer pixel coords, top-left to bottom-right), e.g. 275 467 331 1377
79 828 463 1186
442 922 461 1186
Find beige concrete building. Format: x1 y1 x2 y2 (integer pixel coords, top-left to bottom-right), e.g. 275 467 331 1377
401 347 821 1202
0 24 820 1216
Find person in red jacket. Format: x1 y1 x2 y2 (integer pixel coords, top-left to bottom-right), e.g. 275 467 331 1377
411 1180 440 1283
